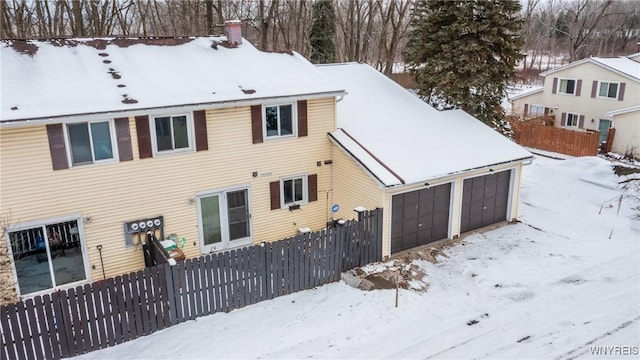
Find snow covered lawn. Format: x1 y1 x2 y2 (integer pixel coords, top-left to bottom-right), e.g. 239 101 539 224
74 155 639 359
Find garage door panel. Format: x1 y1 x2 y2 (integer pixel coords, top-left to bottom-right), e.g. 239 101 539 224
419 188 435 202
391 183 451 253
461 170 511 233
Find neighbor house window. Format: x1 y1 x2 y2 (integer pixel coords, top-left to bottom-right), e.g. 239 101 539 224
8 218 89 296
66 121 115 166
566 113 580 127
265 104 295 138
152 114 192 153
281 175 307 206
530 104 545 117
598 81 619 99
558 79 576 95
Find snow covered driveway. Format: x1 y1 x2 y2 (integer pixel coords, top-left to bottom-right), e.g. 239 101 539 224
74 155 639 359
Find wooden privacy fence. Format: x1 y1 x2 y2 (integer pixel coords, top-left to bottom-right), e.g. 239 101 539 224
511 122 600 157
0 209 382 360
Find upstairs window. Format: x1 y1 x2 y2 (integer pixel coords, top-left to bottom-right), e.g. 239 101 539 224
265 104 295 138
558 79 576 95
152 114 193 154
598 81 619 99
66 121 115 166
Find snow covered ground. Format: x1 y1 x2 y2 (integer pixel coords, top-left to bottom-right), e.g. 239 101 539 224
74 155 640 359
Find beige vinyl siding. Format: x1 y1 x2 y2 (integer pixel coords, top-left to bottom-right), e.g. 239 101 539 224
331 143 384 222
543 62 639 131
511 91 544 117
0 97 336 282
610 110 640 158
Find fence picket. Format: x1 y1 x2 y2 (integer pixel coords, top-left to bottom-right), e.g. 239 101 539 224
23 300 38 360
53 291 72 358
81 284 98 351
17 300 35 360
202 256 214 314
210 254 222 313
151 267 165 330
112 277 127 344
2 209 382 360
34 296 53 360
236 248 246 309
74 286 91 353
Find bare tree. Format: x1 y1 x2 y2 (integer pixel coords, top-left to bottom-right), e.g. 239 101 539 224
0 213 18 306
375 0 411 74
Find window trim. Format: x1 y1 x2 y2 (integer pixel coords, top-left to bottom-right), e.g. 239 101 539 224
149 112 195 156
529 104 545 117
597 81 620 99
5 214 92 299
63 119 118 167
280 174 308 208
557 78 577 95
196 185 253 253
566 112 580 127
263 102 298 140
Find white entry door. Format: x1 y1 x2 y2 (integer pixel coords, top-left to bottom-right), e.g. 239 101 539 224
197 188 252 253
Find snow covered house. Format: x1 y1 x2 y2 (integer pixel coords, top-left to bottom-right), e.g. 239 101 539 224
1 25 531 301
318 63 533 255
510 54 640 158
0 26 345 300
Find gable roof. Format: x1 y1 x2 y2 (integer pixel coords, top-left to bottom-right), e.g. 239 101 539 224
626 52 640 62
1 37 344 123
509 87 543 101
318 63 532 187
540 56 640 82
605 105 640 117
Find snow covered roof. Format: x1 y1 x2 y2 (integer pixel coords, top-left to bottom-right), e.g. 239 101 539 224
540 56 640 82
1 37 344 123
318 63 533 187
508 87 543 101
605 105 640 117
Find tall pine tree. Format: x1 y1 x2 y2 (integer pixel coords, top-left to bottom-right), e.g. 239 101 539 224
310 0 337 64
404 0 523 135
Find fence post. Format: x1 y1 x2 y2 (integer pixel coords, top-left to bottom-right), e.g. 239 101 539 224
356 210 365 268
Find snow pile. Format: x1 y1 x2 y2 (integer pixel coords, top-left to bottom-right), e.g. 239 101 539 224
73 155 639 359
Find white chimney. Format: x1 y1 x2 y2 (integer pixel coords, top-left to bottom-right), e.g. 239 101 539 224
225 20 242 45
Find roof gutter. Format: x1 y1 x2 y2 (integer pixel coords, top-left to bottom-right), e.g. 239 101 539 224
0 90 346 128
397 156 535 189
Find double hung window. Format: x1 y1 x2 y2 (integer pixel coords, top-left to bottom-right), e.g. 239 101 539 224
66 121 115 166
281 175 307 206
598 82 619 99
265 104 294 138
153 114 192 153
558 79 576 95
566 113 580 127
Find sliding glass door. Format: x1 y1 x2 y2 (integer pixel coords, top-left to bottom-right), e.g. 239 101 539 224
198 188 251 253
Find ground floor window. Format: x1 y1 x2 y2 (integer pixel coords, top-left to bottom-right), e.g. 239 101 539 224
566 113 580 127
530 104 545 117
7 218 88 296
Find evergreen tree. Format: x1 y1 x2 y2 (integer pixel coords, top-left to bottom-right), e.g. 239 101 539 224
310 0 337 64
404 0 523 136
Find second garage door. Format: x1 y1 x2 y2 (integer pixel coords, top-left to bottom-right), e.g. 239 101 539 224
460 170 511 233
391 184 451 254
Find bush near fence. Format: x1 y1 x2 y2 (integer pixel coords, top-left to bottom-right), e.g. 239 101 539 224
0 209 383 360
511 121 600 157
